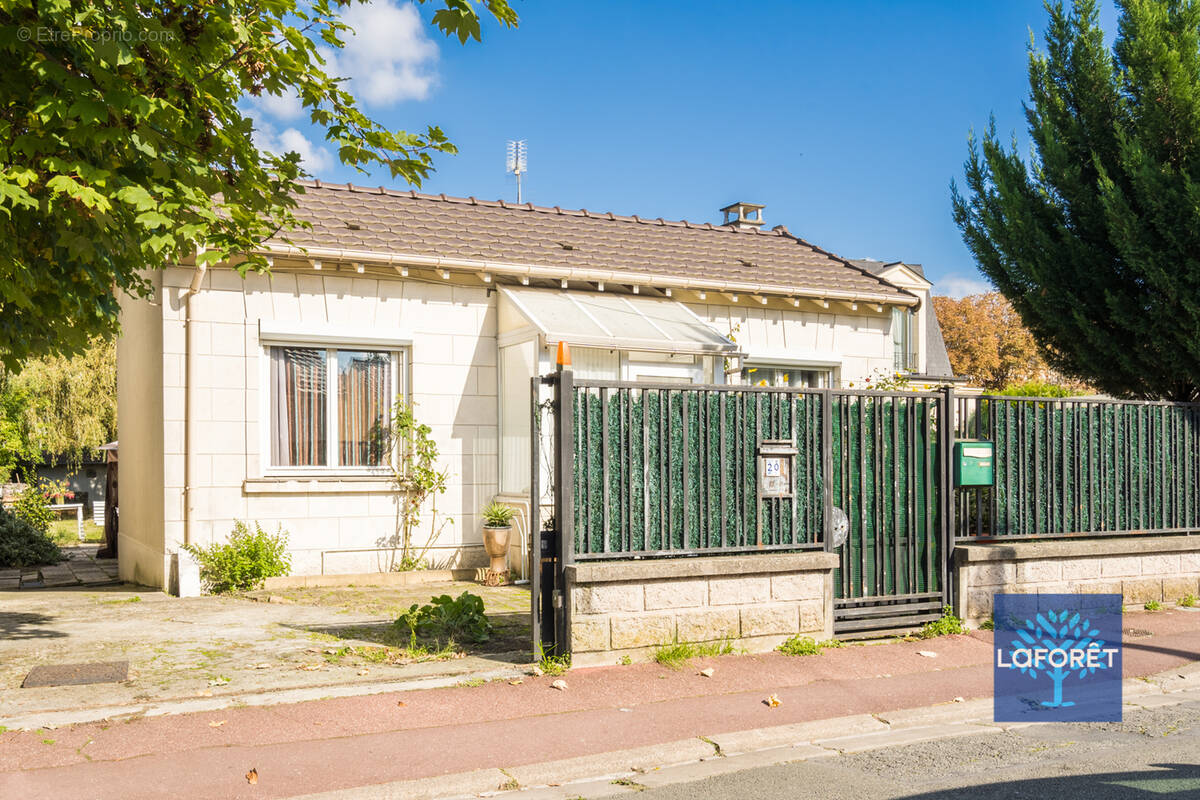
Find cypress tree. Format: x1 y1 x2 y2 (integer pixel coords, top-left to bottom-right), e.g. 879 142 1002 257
953 0 1200 401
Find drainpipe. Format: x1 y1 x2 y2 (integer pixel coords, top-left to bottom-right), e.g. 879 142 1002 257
182 256 208 550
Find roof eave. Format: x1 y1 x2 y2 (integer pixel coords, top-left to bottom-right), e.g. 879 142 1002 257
256 242 920 307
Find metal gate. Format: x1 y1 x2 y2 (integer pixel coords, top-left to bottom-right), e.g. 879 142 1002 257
828 390 950 636
531 370 953 651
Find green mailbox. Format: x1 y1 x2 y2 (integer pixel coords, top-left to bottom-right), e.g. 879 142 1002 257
954 440 994 487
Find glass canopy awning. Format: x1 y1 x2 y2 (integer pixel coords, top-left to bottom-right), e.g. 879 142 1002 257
499 287 739 355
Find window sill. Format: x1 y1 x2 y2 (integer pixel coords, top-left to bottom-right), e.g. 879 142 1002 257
243 476 397 495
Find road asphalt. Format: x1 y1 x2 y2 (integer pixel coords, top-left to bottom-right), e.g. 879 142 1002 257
1 607 1198 799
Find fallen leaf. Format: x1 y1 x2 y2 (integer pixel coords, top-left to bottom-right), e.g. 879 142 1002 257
208 720 227 728
529 666 544 677
396 701 406 707
765 694 781 708
508 678 524 686
551 679 568 691
246 768 258 785
197 691 213 697
916 651 938 658
299 664 322 671
252 663 272 670
699 668 714 678
358 669 369 676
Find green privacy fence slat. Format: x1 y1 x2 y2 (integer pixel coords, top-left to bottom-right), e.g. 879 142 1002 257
571 384 826 559
955 397 1200 539
829 393 942 600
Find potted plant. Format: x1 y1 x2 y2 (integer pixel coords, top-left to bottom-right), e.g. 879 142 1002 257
480 501 515 577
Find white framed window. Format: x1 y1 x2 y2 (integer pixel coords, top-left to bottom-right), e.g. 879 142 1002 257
744 364 830 389
892 308 917 372
265 345 407 473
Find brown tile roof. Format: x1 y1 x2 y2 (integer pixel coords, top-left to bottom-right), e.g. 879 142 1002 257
273 181 915 303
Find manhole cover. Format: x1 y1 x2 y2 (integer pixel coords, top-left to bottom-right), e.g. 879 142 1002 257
1123 627 1153 638
22 661 129 688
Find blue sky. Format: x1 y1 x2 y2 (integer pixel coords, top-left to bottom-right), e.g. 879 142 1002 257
255 1 1120 298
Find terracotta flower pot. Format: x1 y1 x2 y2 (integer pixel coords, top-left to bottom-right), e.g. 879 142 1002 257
482 525 512 573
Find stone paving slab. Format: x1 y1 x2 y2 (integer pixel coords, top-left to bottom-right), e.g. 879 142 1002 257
1 545 121 591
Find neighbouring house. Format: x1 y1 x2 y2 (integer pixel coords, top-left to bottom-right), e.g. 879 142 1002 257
116 186 956 591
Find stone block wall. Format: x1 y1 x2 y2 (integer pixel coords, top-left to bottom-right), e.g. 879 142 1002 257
955 535 1200 625
565 552 838 666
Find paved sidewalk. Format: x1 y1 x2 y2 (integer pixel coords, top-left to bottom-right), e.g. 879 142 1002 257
0 545 118 590
0 582 530 729
1 607 1198 800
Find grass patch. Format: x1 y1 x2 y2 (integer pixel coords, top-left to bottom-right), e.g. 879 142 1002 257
917 606 966 639
611 777 647 791
537 642 571 676
1181 594 1197 608
458 677 486 688
652 638 737 669
1145 600 1163 612
777 636 843 656
48 519 104 546
99 595 140 605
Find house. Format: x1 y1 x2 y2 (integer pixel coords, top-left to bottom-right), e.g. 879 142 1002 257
116 185 955 591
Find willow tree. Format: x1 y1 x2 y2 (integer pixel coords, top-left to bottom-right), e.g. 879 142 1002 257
953 0 1200 401
0 0 517 369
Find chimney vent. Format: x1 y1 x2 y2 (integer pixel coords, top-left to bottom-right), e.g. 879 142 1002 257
720 201 765 230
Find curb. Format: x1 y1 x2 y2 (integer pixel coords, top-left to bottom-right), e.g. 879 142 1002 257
289 666 1200 800
0 665 529 732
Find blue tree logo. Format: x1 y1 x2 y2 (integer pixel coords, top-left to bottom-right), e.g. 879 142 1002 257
1004 610 1111 707
993 595 1122 722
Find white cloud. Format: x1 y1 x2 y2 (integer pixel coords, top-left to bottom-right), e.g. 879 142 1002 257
253 90 306 122
254 124 334 174
322 0 440 106
933 274 993 299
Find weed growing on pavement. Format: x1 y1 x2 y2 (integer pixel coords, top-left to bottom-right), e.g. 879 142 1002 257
99 595 141 605
459 677 486 688
652 639 737 669
611 777 647 791
777 636 822 656
917 606 966 639
1181 594 1198 608
395 591 492 645
618 654 632 665
1144 600 1163 611
979 614 995 631
536 642 571 675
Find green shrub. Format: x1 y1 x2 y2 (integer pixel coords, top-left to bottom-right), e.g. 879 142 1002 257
13 485 54 535
1180 594 1197 608
0 505 62 567
182 520 292 594
1144 600 1162 612
918 606 966 639
396 591 492 644
995 381 1073 398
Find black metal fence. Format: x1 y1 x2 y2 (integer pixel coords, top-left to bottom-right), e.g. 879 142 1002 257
954 395 1200 541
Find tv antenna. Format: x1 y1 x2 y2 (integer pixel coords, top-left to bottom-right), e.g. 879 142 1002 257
506 139 527 203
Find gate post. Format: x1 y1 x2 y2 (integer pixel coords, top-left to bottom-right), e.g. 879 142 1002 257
529 374 543 657
554 368 575 653
821 389 834 552
940 384 956 611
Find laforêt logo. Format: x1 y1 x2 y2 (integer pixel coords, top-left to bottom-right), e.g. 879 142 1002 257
993 593 1122 722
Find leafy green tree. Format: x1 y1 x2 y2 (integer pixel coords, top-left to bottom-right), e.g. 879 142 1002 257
953 0 1200 401
0 0 517 369
0 337 116 477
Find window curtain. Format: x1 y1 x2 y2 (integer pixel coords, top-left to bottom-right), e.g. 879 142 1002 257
337 351 392 466
270 347 327 466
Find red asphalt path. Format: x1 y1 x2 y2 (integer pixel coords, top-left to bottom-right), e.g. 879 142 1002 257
2 610 1199 799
